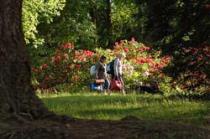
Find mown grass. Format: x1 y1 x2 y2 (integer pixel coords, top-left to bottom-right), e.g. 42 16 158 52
40 92 210 125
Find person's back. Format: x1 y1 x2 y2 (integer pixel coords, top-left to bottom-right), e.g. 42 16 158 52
107 60 115 77
110 53 126 94
95 56 110 93
95 61 106 80
113 57 123 79
113 53 126 78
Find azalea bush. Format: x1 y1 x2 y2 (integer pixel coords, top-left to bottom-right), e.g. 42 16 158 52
92 38 173 93
32 38 174 94
108 38 173 93
165 43 210 93
32 43 96 91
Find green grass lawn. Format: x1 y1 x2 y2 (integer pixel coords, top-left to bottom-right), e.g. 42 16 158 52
40 93 210 126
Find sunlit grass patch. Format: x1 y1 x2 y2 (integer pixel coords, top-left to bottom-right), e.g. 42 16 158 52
40 93 210 126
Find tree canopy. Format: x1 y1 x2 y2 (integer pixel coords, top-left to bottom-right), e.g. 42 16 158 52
22 0 210 91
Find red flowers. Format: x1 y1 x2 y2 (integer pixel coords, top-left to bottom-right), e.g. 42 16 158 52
124 48 129 52
74 50 95 62
136 57 153 64
111 38 171 75
134 55 171 73
76 64 81 69
60 43 74 49
52 55 62 64
83 50 94 57
32 40 174 90
181 44 210 67
204 4 210 11
41 64 48 70
138 46 151 52
32 67 39 73
32 42 96 90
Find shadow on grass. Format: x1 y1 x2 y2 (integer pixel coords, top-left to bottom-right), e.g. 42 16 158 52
42 94 164 104
42 94 210 125
77 106 210 122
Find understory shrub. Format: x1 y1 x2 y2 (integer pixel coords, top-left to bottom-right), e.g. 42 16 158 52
32 38 176 94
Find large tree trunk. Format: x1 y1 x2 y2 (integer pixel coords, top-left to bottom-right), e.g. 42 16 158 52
0 0 48 120
0 0 73 138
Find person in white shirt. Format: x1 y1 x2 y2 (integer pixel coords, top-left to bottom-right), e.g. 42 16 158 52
113 53 126 94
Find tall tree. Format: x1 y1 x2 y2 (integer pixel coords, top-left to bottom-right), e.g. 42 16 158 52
136 0 177 45
0 0 73 138
94 0 113 48
0 0 46 117
106 0 112 47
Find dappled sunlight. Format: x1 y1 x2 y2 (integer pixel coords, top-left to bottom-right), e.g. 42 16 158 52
41 93 210 126
0 0 209 138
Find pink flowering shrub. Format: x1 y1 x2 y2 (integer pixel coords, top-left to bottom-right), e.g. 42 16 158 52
32 43 96 90
167 43 210 92
32 39 173 93
111 38 172 92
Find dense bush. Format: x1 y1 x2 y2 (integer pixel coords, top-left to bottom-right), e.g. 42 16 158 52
24 0 209 94
32 39 175 94
165 43 210 92
32 43 96 91
135 0 210 93
107 38 172 93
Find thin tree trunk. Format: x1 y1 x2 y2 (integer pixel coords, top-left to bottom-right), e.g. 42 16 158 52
95 0 112 48
106 0 112 48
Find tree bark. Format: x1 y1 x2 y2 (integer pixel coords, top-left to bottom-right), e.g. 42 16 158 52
106 0 112 48
95 0 112 48
0 1 74 138
0 0 48 120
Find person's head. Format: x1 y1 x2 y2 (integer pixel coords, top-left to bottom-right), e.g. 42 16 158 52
116 53 126 60
99 55 107 63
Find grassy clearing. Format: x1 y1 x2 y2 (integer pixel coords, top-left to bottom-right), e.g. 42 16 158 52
40 92 210 125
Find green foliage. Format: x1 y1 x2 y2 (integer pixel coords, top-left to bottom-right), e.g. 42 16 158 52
135 0 210 91
22 0 66 48
22 0 143 49
92 0 112 48
112 0 139 41
165 44 210 91
24 0 209 93
41 0 97 49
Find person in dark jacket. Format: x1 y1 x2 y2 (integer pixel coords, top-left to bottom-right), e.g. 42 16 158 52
95 56 110 93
